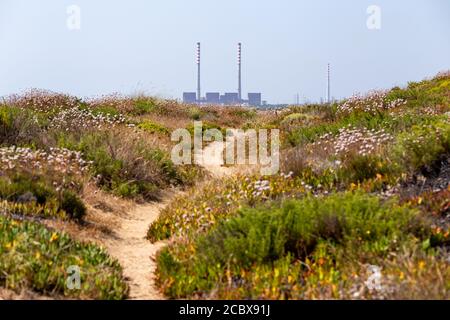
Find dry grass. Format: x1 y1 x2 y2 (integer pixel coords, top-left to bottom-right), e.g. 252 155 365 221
41 183 133 245
0 287 55 300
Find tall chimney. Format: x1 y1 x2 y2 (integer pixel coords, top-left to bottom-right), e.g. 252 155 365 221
238 42 242 102
327 63 331 104
196 42 201 103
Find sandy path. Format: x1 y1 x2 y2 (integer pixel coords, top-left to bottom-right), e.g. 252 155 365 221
196 131 246 178
103 194 174 299
104 139 238 300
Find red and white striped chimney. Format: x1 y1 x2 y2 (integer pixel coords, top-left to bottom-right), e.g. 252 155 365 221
196 42 201 102
238 42 242 102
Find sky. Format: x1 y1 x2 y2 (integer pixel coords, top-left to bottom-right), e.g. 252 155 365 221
0 0 449 104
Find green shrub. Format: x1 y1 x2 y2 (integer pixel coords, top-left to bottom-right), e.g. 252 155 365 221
0 106 43 146
116 182 140 198
0 216 128 299
188 107 204 120
0 174 55 205
143 148 177 180
57 130 192 200
285 105 446 149
186 121 224 136
386 77 450 109
138 120 169 135
0 174 86 221
200 192 422 264
156 192 428 298
393 120 450 172
147 174 314 242
286 121 341 146
337 154 397 184
134 98 157 115
58 132 124 191
79 137 123 189
231 108 257 120
60 190 87 221
281 113 309 125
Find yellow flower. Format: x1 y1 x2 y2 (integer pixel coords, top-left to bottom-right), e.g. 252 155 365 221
35 252 41 259
274 268 280 277
49 232 59 243
418 260 426 270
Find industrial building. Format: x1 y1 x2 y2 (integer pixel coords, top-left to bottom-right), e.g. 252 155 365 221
183 43 263 106
248 93 262 106
205 92 220 104
183 92 197 104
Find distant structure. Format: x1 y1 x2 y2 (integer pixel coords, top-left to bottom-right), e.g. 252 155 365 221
221 92 239 105
248 93 262 106
183 42 263 106
205 92 220 104
196 42 201 103
238 42 242 101
183 92 197 104
327 63 331 104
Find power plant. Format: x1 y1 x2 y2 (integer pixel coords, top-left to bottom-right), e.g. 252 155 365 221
183 43 263 106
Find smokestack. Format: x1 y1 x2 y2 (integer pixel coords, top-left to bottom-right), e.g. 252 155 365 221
196 42 201 103
238 42 242 102
327 63 331 104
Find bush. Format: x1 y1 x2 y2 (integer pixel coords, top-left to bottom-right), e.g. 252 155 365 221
57 130 193 200
186 121 224 136
0 174 86 221
0 174 55 205
0 216 128 299
337 154 397 184
188 107 204 120
386 76 450 109
0 106 44 146
281 113 310 126
156 192 429 298
134 98 158 115
138 120 169 135
393 120 450 173
230 108 257 120
60 190 87 221
147 174 313 242
200 192 422 264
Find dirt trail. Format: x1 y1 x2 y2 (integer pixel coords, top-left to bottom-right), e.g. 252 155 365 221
103 194 173 300
104 139 239 300
198 140 236 178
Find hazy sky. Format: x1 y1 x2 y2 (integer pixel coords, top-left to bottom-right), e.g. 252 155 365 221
0 0 449 103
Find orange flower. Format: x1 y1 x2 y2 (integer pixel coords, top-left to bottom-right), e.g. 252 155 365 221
49 232 59 243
